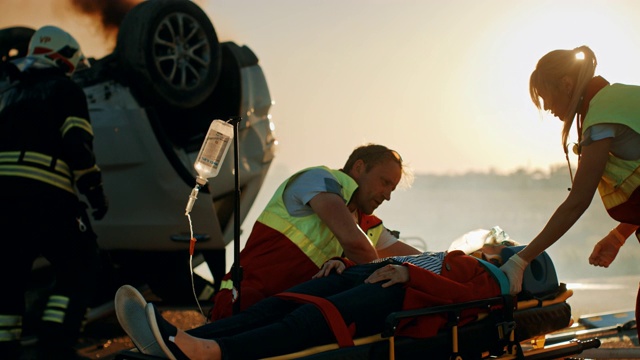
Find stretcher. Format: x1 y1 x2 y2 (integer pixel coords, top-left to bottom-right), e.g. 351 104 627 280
115 248 601 360
262 247 599 360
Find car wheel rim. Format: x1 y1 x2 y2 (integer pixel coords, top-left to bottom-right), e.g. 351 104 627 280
153 12 210 91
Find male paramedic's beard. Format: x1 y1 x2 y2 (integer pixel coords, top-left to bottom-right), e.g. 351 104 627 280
362 198 382 215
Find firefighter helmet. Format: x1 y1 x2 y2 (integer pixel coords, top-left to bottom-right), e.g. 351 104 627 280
27 25 87 76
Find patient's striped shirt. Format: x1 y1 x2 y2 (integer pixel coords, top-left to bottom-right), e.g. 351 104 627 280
375 251 447 275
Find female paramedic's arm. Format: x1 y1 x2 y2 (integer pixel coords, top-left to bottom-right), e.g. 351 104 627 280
501 138 611 294
309 192 379 264
589 222 640 267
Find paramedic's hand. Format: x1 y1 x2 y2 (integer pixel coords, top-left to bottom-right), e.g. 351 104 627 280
313 259 345 279
364 264 409 288
500 254 528 295
589 230 625 268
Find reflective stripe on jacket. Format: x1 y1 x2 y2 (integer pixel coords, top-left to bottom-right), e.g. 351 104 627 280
0 66 99 197
256 166 385 267
582 83 640 223
0 151 74 193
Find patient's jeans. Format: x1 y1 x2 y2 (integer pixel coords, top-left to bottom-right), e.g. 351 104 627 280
187 259 405 360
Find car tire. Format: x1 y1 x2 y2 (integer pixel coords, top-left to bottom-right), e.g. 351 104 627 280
115 0 221 108
0 26 35 62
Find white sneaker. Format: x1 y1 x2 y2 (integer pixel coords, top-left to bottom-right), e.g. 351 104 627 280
114 285 164 356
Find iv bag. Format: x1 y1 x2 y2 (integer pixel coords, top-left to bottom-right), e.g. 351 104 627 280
194 119 234 185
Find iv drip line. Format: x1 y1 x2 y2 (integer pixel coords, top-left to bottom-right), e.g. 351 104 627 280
186 212 208 322
182 119 234 324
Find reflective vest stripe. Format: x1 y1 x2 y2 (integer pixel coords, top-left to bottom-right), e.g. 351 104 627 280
598 156 640 210
0 314 21 327
582 83 640 211
0 151 74 193
218 168 386 291
219 279 233 290
257 167 359 267
217 228 389 293
41 295 69 324
366 223 385 244
42 309 65 324
0 151 71 174
0 329 21 342
0 314 22 342
47 294 70 308
258 210 339 267
0 165 75 193
260 211 385 268
61 116 93 137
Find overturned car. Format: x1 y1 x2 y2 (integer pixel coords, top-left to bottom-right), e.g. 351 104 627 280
0 0 276 307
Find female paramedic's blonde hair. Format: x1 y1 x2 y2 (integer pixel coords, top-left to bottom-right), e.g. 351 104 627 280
529 45 598 152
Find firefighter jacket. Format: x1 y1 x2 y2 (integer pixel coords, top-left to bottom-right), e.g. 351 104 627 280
0 65 103 205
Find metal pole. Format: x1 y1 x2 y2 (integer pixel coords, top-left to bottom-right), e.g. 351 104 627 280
230 116 243 315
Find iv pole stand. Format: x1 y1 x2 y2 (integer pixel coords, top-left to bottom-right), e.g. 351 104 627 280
229 116 243 315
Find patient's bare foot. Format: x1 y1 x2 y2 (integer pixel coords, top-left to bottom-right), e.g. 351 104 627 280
174 331 221 360
147 303 221 360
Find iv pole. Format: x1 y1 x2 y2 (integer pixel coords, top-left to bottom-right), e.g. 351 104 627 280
229 116 243 315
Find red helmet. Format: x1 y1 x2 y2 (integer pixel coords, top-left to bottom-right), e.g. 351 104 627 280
27 25 87 76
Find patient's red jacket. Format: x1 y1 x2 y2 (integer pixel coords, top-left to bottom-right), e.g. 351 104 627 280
397 250 502 338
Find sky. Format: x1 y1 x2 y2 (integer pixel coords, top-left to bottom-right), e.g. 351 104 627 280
1 0 640 176
3 0 640 277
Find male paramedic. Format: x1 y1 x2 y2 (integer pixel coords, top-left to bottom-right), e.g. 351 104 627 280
210 143 420 320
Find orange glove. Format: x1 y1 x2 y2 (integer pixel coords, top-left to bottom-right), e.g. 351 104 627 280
589 229 626 268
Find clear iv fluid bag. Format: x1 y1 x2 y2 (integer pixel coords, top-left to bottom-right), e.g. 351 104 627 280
194 119 234 184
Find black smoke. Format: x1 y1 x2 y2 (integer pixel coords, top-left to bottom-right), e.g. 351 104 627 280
68 0 143 41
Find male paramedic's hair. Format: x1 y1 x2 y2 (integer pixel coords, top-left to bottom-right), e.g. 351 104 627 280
529 45 597 151
343 143 413 187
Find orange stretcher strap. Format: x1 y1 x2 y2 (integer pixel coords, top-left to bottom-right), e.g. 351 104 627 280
517 289 574 310
275 292 355 347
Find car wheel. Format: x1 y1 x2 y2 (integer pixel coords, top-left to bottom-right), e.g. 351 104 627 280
115 0 221 108
0 26 35 62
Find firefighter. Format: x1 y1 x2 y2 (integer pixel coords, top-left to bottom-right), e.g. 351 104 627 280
0 25 108 360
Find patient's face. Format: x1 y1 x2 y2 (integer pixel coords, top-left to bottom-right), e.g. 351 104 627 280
470 244 509 266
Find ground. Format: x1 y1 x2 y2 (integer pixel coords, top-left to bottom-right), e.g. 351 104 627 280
22 284 640 359
78 308 640 360
77 307 207 359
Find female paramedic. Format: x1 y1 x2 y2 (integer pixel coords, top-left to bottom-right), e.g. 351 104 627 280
115 243 514 360
500 45 640 332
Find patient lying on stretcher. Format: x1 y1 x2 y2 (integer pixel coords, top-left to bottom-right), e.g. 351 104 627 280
115 227 520 360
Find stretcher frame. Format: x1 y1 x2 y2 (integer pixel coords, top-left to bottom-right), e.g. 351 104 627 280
261 250 599 360
115 251 601 360
115 288 600 360
263 289 599 360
